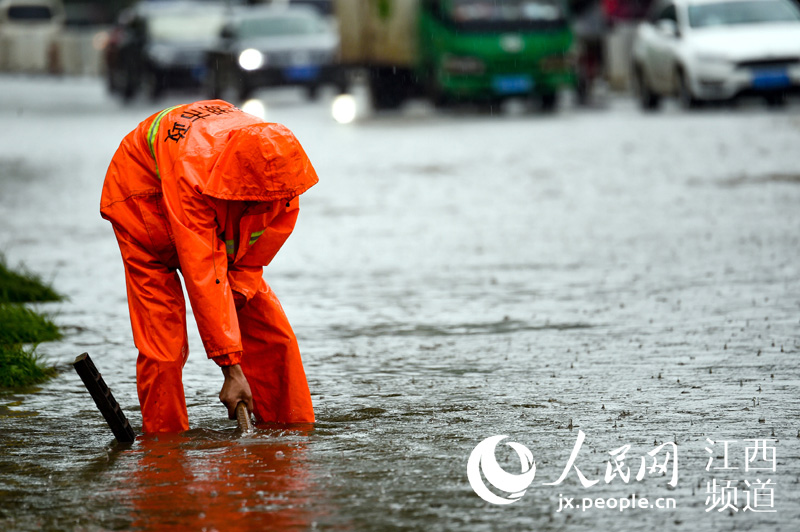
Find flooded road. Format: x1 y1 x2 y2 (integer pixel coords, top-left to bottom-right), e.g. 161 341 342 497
1 76 799 531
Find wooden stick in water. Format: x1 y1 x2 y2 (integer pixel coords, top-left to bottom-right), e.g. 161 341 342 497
236 401 253 432
73 353 136 443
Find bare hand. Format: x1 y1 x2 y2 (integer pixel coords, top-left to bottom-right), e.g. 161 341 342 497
219 364 254 420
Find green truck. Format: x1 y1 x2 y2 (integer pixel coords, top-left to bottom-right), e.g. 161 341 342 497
335 0 577 110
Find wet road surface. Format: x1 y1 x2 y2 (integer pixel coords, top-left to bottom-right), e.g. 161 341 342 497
1 76 799 531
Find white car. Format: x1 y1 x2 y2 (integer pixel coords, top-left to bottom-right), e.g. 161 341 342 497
631 0 800 109
0 0 65 72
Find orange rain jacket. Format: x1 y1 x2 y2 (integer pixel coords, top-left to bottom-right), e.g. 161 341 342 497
101 100 317 432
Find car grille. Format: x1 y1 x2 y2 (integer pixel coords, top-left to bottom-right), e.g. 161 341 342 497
267 50 332 67
737 57 800 69
174 50 205 66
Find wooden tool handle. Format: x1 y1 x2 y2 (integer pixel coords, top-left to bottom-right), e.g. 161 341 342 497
235 401 253 432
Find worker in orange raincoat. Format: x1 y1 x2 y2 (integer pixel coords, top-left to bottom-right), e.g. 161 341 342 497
101 100 317 433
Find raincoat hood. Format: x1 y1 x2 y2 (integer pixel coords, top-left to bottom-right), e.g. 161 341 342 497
205 122 318 201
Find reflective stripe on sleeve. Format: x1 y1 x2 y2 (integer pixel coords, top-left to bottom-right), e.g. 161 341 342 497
248 229 265 245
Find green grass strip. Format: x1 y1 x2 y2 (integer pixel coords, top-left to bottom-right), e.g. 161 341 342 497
0 343 57 388
0 258 63 387
0 258 62 303
0 304 61 345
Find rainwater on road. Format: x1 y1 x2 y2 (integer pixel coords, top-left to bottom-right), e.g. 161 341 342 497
1 76 799 531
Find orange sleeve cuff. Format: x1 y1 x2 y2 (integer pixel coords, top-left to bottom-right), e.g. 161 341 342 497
212 351 243 367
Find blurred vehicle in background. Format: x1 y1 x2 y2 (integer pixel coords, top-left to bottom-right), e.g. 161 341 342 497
53 2 112 76
631 0 800 109
0 0 65 72
105 1 227 101
205 4 340 101
336 0 577 111
286 0 333 17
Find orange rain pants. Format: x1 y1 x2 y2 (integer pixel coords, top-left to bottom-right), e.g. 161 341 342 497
100 100 317 432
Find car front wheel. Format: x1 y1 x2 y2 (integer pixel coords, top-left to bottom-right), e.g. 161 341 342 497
634 65 660 111
539 92 558 112
765 92 787 108
677 69 700 110
306 84 319 101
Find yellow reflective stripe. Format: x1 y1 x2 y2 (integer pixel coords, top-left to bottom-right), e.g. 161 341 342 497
147 105 182 179
248 229 265 245
225 239 235 255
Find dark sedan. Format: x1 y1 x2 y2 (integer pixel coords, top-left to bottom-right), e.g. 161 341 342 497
205 5 341 101
105 1 227 101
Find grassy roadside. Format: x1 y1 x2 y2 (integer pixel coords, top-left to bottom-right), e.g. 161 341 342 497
0 260 62 303
0 257 62 388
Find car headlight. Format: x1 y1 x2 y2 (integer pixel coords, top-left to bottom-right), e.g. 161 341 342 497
441 54 485 75
238 49 265 71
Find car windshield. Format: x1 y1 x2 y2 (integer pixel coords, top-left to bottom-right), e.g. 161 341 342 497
442 0 566 31
238 12 326 38
688 0 800 28
148 12 226 42
8 6 53 20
